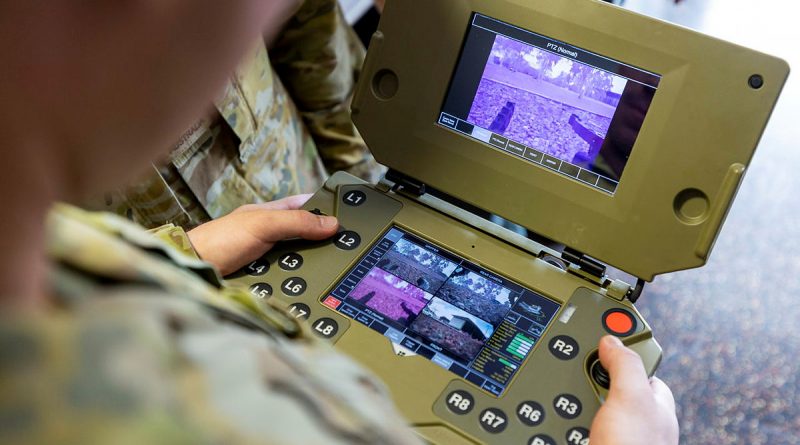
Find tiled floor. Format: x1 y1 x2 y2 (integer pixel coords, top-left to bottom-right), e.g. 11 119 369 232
623 1 800 443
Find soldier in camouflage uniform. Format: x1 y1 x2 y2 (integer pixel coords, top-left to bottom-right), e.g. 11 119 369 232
0 1 416 443
1 203 420 444
0 1 678 444
92 0 384 229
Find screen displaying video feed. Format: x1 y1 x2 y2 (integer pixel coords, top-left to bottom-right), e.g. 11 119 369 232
438 14 661 194
322 227 561 396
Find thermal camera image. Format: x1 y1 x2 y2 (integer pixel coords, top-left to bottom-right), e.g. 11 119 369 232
467 35 627 165
350 268 433 326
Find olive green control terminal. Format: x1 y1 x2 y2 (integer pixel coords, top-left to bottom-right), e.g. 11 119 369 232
228 1 788 443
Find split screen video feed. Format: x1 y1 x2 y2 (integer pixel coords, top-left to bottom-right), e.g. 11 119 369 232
324 227 562 395
349 237 509 361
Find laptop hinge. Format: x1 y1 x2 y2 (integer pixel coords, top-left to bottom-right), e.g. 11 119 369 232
384 169 426 196
562 247 606 280
377 170 643 302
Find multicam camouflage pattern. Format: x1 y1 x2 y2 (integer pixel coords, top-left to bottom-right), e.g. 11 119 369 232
0 204 421 445
92 0 384 229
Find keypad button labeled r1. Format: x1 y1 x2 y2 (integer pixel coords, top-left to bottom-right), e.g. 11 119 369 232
334 231 361 250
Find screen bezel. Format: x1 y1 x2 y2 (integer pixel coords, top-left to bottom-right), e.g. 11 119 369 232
352 0 788 280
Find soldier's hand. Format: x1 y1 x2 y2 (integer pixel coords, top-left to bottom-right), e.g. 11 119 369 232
187 194 338 276
590 336 679 445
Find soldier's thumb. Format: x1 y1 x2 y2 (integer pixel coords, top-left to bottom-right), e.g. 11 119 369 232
598 335 651 398
248 209 339 242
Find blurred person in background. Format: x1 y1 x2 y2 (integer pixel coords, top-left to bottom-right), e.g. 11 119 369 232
87 0 383 230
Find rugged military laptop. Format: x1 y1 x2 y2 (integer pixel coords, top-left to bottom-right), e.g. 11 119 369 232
229 1 788 443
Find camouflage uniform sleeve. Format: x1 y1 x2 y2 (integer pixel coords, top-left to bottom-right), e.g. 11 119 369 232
269 0 386 183
148 223 200 261
0 293 423 445
1 205 424 444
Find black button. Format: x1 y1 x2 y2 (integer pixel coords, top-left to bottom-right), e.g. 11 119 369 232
334 231 361 250
516 401 545 427
244 258 270 276
591 360 611 389
748 74 764 89
308 208 326 216
278 252 303 271
566 427 590 445
311 317 339 339
287 303 310 320
445 390 474 415
529 434 556 445
281 277 307 297
553 394 582 420
343 190 367 207
548 335 580 361
248 283 272 299
478 408 508 434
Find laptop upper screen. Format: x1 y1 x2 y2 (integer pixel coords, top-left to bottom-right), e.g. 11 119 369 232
439 13 661 194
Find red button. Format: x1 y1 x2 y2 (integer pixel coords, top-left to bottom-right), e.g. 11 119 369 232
603 309 636 336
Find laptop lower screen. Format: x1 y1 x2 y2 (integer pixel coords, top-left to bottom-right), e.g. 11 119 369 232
322 226 561 396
